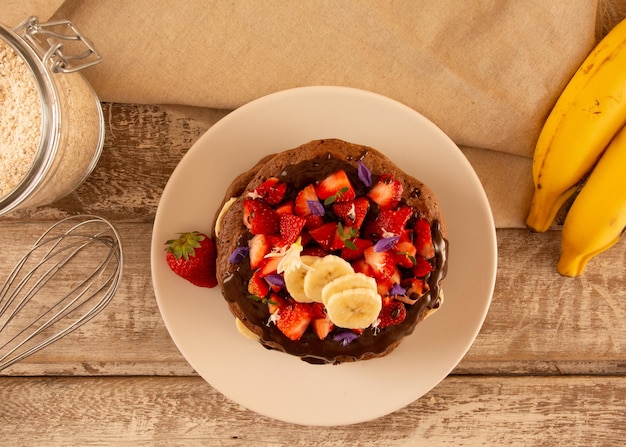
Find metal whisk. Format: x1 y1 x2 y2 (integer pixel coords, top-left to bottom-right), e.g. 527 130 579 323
0 215 123 371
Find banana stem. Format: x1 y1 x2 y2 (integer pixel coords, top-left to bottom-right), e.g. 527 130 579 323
526 186 577 232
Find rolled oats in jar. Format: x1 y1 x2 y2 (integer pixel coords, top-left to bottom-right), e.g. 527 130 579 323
0 16 104 215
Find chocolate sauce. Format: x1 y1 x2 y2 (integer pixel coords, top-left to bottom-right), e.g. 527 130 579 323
222 155 449 364
278 155 368 198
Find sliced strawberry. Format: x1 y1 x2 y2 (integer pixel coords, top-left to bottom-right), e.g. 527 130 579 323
299 231 312 247
412 256 433 277
332 196 369 229
294 184 323 217
351 258 374 276
258 255 282 277
376 276 394 297
243 199 280 235
310 302 327 319
363 245 398 282
398 227 414 242
276 301 313 341
301 245 328 257
304 214 325 230
377 297 407 328
275 200 294 215
248 234 271 269
251 177 287 205
315 170 356 204
332 224 358 251
394 238 417 268
267 293 286 314
279 214 306 245
364 206 413 239
248 269 270 298
309 222 338 251
375 268 401 297
340 237 373 261
267 234 289 252
311 317 334 340
414 218 435 259
367 174 403 210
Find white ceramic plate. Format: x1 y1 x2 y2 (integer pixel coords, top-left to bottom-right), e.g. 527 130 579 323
151 86 497 426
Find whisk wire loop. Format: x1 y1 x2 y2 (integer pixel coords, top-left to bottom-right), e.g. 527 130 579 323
0 215 123 371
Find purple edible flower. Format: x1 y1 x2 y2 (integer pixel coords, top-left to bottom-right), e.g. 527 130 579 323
307 199 325 216
228 246 249 263
390 283 406 296
334 330 359 346
264 273 285 288
358 161 372 187
374 235 399 252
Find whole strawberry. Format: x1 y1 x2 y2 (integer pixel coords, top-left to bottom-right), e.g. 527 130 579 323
165 231 218 288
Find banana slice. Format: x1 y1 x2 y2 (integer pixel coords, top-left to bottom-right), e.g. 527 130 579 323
235 318 260 341
215 197 236 237
284 255 320 303
423 290 444 320
302 255 355 303
325 288 382 329
321 272 377 306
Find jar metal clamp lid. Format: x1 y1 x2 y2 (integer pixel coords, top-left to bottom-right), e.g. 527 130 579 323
14 16 102 73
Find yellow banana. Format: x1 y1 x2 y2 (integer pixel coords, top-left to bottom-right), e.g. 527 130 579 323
526 18 626 232
557 124 626 277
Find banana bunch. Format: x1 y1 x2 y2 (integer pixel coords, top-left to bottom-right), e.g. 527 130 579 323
526 18 626 276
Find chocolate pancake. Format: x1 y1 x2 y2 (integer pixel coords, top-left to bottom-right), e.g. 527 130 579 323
214 139 448 364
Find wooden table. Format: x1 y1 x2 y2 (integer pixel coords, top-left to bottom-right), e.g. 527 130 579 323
0 102 624 446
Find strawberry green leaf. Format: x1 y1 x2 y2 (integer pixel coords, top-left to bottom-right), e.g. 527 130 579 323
337 222 358 249
247 295 279 306
396 251 417 265
323 186 350 205
343 239 357 250
165 231 205 261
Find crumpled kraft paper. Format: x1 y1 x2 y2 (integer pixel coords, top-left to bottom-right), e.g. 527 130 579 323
1 0 602 227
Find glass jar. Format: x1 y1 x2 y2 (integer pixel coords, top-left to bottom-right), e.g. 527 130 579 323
0 16 104 215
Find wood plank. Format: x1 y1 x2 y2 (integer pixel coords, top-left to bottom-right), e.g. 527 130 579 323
0 103 222 223
0 220 190 376
461 228 626 375
1 222 625 376
0 375 623 446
